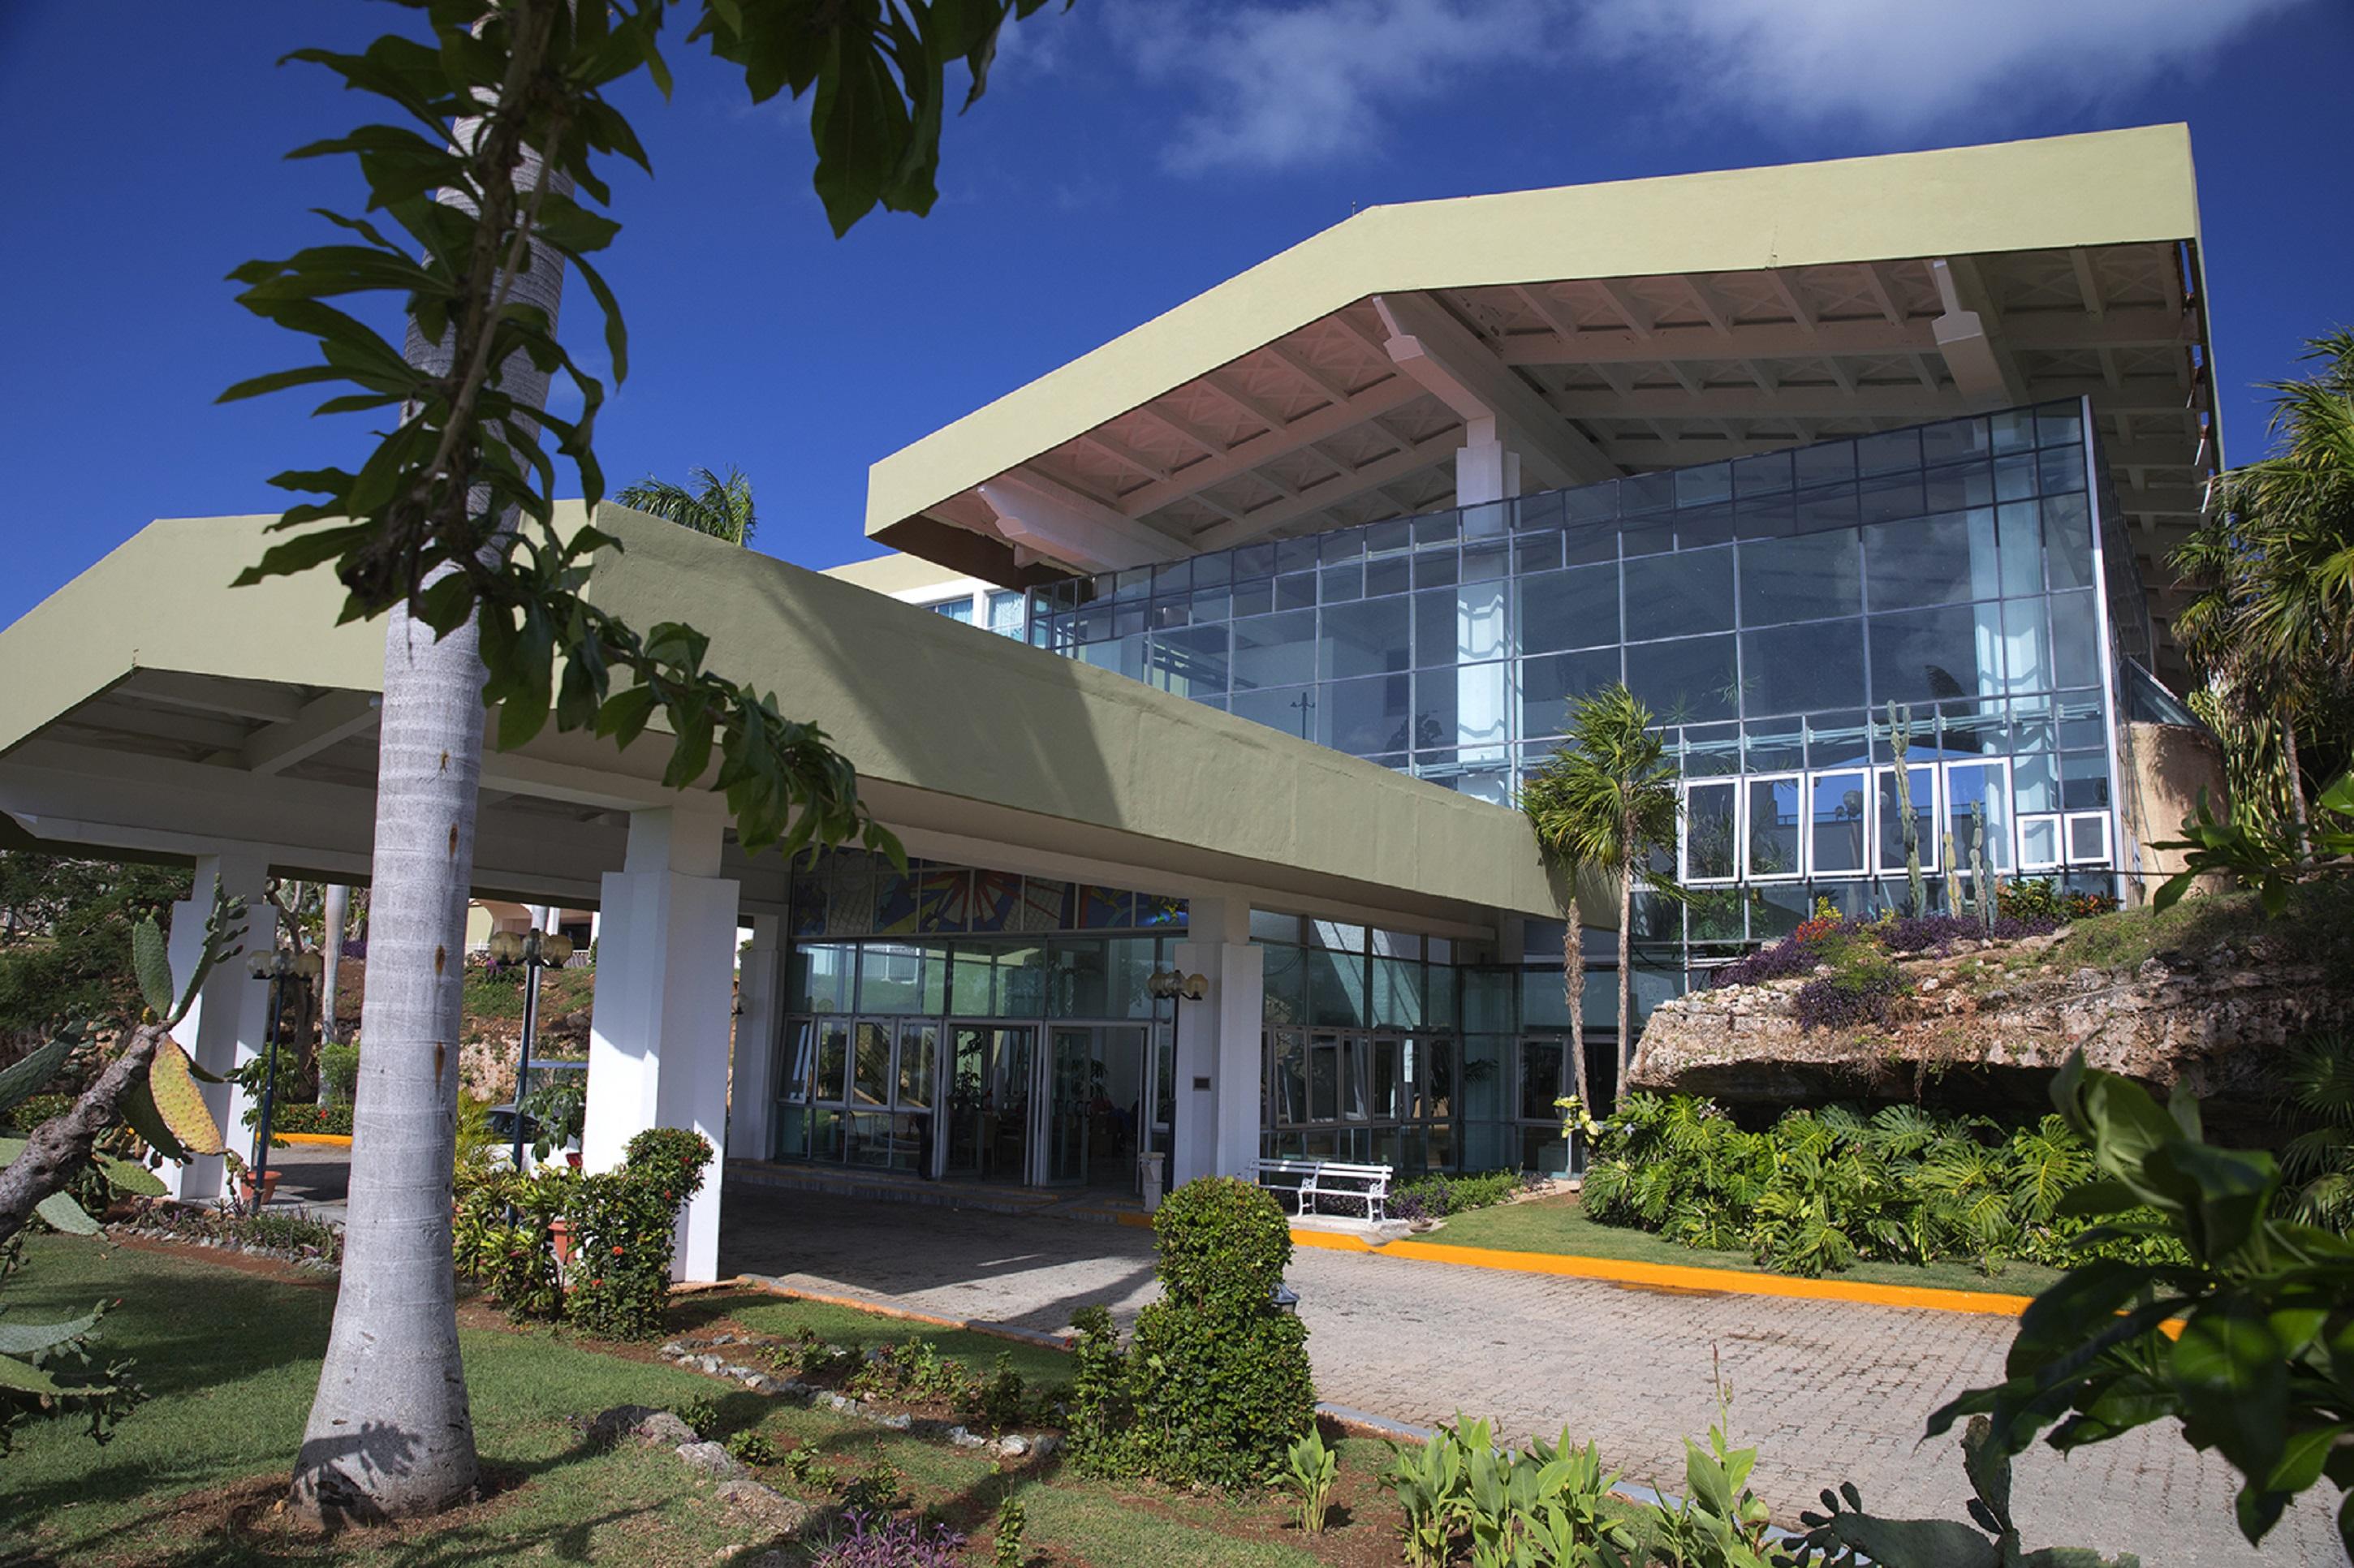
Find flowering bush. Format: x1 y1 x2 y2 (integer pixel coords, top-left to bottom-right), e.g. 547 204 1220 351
562 1126 712 1341
271 1101 354 1135
1390 1168 1537 1222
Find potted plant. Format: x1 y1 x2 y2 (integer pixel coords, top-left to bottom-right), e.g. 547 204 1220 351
522 1076 588 1170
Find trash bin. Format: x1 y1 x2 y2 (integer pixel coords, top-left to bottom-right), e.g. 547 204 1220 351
1137 1151 1166 1212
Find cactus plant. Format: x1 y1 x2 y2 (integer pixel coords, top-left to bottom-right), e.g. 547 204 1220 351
1887 703 1925 916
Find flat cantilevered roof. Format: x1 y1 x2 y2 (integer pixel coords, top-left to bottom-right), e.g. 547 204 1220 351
0 509 1574 937
868 124 2216 685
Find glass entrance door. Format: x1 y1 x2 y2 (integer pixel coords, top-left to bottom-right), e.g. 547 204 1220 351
944 1023 1034 1183
1045 1027 1093 1185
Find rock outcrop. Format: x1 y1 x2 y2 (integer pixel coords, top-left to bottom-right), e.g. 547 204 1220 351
1631 924 2353 1135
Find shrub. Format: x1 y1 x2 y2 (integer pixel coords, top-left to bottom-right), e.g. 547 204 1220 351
315 1043 359 1104
1791 962 1905 1031
1581 1092 2186 1277
808 1510 966 1568
562 1126 712 1340
1391 1168 1533 1222
726 1428 778 1466
272 1101 353 1135
992 1493 1026 1568
670 1395 718 1437
1066 1178 1317 1490
452 1163 573 1321
2 1092 75 1134
1150 1173 1290 1315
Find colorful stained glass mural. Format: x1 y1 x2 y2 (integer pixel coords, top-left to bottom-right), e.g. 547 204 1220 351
1016 877 1071 933
915 868 971 933
1078 885 1132 928
873 868 919 936
1136 893 1188 928
968 869 1020 933
824 854 875 937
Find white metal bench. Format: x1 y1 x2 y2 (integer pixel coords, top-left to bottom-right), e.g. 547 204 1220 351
1254 1157 1393 1222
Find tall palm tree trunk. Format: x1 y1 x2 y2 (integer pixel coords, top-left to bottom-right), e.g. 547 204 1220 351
321 883 349 1048
1615 846 1636 1104
291 122 569 1524
1563 894 1589 1165
2283 712 2312 867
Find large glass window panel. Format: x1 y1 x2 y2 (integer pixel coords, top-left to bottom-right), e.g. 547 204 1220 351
1308 1041 1338 1122
1742 619 1865 718
1339 1036 1371 1120
2050 591 2102 687
1686 780 1738 882
1517 563 1619 655
1744 774 1804 880
1321 674 1412 757
896 1023 937 1109
1864 509 2001 611
985 590 1025 639
1308 949 1370 1027
1148 625 1230 699
2043 493 2094 591
1944 760 2013 873
1415 663 1510 756
1999 598 2050 696
1318 597 1412 681
1271 1032 1307 1125
1622 546 1735 635
1809 771 1870 875
1628 634 1740 724
1869 602 2004 705
1875 765 1940 872
851 1023 893 1107
787 945 854 1013
1520 648 1620 742
1519 1040 1563 1121
814 1020 851 1104
1738 528 1861 625
1231 610 1318 690
1461 1037 1509 1122
1231 684 1318 741
1995 502 2045 597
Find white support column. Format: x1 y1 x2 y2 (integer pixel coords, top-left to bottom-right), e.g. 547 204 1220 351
728 915 784 1162
165 851 272 1203
1172 892 1265 1187
584 803 739 1282
1454 416 1523 507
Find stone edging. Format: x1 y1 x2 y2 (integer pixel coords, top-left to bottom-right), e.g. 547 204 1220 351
656 1329 1060 1461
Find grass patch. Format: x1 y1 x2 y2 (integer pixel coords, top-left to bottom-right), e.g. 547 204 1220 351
2043 878 2354 975
1431 1194 2067 1297
704 1291 1072 1390
0 1243 1355 1567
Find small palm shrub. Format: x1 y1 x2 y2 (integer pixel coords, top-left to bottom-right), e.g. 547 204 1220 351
1581 1093 2185 1277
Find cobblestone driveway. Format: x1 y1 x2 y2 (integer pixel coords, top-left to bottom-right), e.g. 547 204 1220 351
719 1191 2344 1566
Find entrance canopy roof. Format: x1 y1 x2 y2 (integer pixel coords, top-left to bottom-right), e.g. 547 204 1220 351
0 510 1571 940
867 124 2216 675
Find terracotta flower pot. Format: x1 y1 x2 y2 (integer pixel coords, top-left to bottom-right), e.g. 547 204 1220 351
239 1170 282 1207
549 1216 576 1267
566 1151 583 1170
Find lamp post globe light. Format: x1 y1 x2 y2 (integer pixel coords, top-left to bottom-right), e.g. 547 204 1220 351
490 925 574 1173
244 945 324 1213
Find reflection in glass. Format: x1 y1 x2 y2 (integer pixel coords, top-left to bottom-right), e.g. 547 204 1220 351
1876 766 1940 873
1745 776 1803 879
1809 772 1869 874
1687 781 1738 881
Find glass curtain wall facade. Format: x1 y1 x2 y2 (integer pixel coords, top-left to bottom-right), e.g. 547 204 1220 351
1032 401 2140 984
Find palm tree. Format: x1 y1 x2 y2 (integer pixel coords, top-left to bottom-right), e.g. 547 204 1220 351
1520 683 1683 1109
2173 330 2354 857
616 466 757 546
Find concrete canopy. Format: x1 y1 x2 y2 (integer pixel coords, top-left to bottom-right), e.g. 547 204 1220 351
865 124 2216 687
0 507 1579 940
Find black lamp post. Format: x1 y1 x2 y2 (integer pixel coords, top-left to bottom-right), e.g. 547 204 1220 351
245 946 321 1213
488 924 575 1171
1146 967 1207 1193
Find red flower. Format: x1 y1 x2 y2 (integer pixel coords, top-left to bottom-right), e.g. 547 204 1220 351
591 1277 604 1287
611 1245 624 1256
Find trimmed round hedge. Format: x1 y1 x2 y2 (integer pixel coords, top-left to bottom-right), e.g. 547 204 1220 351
1151 1173 1291 1316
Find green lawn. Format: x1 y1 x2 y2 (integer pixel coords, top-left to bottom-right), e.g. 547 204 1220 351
707 1293 1073 1390
1431 1194 2066 1298
0 1238 1348 1567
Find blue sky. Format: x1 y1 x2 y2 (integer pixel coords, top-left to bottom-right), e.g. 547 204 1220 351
1 0 2346 631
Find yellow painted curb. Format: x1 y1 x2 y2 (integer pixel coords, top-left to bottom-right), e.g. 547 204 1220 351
1289 1228 2039 1318
274 1131 353 1148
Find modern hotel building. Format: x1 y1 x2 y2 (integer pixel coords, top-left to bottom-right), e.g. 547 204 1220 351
0 127 2227 1254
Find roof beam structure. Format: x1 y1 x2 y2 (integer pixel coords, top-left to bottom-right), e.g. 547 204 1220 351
235 689 380 777
1193 429 1467 551
1372 292 1619 490
977 470 1194 572
1930 256 2030 410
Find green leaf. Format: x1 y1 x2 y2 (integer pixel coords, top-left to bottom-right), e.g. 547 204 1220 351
0 1035 74 1115
118 1072 188 1163
34 1191 100 1236
0 1305 101 1359
132 917 174 1019
97 1154 167 1199
0 1354 64 1395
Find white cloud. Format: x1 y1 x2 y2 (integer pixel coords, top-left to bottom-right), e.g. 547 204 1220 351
1114 0 2303 174
1114 0 1550 174
1573 0 2304 138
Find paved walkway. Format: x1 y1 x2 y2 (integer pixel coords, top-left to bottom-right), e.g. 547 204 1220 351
719 1188 2346 1567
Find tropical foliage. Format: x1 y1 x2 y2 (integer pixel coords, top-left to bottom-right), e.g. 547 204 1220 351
0 855 191 1043
1930 1053 2354 1558
2170 330 2354 867
2278 1033 2354 1230
616 465 757 545
1383 1414 1636 1567
1581 1093 2184 1278
1522 683 1684 1098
